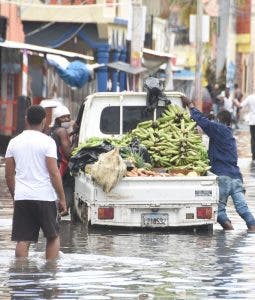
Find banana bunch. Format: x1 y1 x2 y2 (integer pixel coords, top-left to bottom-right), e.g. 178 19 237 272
107 135 132 147
129 104 210 174
71 137 104 156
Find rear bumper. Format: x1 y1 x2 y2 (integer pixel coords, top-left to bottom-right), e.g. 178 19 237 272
89 203 218 228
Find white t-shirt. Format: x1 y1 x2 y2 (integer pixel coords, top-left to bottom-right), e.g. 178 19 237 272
240 94 255 125
223 96 233 113
5 130 58 201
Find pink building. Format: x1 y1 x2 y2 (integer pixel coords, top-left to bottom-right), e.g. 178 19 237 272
0 3 24 138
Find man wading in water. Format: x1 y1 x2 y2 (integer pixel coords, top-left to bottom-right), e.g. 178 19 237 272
5 105 67 260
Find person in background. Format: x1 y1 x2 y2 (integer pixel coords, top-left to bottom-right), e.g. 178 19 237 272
181 96 255 232
233 83 243 126
208 83 221 117
49 105 73 212
234 83 243 103
238 93 255 163
219 86 240 129
218 87 233 114
5 105 67 260
50 105 72 176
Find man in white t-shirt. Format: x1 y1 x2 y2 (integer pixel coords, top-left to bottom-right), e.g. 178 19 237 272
5 105 67 260
240 93 255 162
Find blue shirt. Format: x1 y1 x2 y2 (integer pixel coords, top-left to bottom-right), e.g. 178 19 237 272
190 107 242 180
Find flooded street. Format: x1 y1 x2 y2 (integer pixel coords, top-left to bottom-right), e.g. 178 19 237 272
1 129 255 299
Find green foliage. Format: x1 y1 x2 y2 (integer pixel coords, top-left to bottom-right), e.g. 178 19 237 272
205 57 216 87
217 64 227 90
168 0 196 27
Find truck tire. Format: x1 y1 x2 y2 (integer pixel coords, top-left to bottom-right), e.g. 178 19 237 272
195 224 213 233
80 201 89 226
71 197 89 225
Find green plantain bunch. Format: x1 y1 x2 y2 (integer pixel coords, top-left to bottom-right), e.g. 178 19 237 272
129 104 211 174
71 104 210 175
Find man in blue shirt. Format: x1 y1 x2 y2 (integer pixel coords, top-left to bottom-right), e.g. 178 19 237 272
181 96 255 231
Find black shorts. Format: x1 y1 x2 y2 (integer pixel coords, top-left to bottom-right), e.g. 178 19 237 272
12 200 60 242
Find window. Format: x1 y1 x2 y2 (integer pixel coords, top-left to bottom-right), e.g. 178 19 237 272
100 106 165 134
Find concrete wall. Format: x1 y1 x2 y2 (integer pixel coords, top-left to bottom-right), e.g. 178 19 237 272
1 3 24 42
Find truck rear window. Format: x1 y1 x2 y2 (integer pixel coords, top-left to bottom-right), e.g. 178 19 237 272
100 106 165 134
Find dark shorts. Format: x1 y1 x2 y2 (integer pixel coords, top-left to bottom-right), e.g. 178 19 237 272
12 200 60 242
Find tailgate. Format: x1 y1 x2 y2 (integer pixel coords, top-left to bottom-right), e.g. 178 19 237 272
77 173 219 205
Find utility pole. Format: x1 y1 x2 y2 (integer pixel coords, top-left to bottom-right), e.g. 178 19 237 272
195 0 203 111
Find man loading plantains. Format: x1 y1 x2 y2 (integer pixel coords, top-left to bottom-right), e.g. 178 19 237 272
181 96 255 232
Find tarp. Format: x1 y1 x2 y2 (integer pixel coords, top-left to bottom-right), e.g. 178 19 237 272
46 54 92 88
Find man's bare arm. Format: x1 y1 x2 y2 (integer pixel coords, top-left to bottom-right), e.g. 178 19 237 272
58 129 72 159
46 157 67 215
5 157 15 199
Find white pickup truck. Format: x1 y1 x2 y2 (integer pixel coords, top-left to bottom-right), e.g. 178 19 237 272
72 91 219 231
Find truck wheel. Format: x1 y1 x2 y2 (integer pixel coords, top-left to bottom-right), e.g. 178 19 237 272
71 198 89 225
80 201 89 226
195 224 213 233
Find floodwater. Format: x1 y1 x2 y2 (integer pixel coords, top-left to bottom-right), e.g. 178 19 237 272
1 130 255 299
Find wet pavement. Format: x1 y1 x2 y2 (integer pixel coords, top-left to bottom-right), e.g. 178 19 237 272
1 126 255 299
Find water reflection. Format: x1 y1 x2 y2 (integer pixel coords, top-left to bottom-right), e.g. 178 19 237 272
209 230 255 299
1 157 255 299
8 258 60 299
1 221 255 299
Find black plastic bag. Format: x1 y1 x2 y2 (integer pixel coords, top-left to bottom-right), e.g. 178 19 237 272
69 141 114 174
119 137 151 164
130 137 151 163
144 77 171 112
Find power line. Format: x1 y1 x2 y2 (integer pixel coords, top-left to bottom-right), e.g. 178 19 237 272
26 22 56 37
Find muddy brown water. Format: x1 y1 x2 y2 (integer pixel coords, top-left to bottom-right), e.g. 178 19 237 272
1 129 255 299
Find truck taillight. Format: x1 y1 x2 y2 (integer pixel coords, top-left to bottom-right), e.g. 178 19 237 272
98 207 114 219
196 207 212 219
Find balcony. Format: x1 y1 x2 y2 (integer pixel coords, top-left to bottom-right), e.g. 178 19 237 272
19 0 129 24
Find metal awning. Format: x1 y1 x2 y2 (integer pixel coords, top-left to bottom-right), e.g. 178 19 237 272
107 61 147 75
0 40 94 61
143 48 175 59
142 48 175 75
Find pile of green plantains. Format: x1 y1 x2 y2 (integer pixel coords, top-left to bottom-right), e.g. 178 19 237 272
72 104 210 174
129 104 210 174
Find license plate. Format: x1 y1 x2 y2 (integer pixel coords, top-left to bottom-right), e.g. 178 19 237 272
141 213 168 227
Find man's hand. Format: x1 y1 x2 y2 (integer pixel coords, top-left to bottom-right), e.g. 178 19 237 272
58 198 68 216
181 95 194 109
46 157 68 216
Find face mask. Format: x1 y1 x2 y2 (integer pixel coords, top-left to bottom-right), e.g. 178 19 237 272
61 121 71 129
